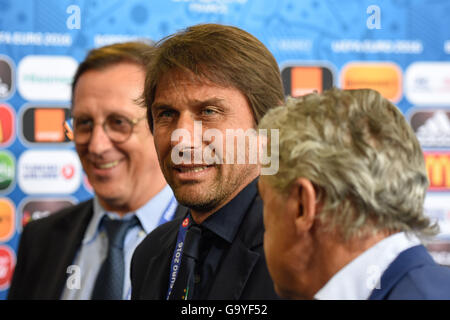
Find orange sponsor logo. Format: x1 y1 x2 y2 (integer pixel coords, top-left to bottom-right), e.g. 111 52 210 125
292 66 323 96
34 108 65 142
424 152 450 190
341 62 402 102
0 198 15 242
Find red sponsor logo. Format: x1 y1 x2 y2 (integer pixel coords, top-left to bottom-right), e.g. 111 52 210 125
0 104 15 146
61 164 75 179
0 245 15 290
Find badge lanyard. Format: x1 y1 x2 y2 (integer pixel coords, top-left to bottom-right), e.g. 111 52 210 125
166 214 192 300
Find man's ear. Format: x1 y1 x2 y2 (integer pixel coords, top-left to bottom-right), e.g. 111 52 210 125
287 177 317 234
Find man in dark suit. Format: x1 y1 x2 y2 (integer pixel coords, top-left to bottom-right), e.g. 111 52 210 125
8 42 185 300
258 88 450 300
130 24 284 300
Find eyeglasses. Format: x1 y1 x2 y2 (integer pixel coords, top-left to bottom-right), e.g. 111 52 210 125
64 114 146 144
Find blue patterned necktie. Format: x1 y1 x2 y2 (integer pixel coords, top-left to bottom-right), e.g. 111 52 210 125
91 215 139 300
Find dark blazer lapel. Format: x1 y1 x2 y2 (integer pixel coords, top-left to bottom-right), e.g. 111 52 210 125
140 220 181 299
208 237 260 299
43 200 94 299
173 205 189 220
208 195 264 299
368 245 434 300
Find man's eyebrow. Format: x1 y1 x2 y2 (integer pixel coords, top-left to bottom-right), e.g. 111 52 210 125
151 98 226 110
192 98 225 107
151 102 171 110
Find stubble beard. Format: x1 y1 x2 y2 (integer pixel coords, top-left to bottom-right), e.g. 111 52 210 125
166 164 254 215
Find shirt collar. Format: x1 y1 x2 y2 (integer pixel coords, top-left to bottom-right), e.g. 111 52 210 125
82 197 119 245
200 178 258 243
135 184 176 234
82 185 176 244
314 232 421 300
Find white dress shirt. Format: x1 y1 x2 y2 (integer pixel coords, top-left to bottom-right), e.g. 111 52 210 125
314 232 421 300
61 184 177 300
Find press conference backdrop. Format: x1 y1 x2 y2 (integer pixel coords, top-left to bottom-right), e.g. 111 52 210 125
0 0 450 299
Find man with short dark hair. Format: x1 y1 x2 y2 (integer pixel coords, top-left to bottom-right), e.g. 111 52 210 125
9 42 186 300
130 24 284 300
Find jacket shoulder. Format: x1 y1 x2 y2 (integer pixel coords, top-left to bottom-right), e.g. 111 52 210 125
388 264 450 299
8 199 93 299
131 217 183 299
133 217 182 261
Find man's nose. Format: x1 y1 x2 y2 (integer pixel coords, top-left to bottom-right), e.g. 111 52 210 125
170 113 203 149
87 124 114 154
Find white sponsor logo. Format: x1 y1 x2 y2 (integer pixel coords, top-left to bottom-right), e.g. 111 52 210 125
17 55 77 101
424 193 450 240
405 62 450 105
18 150 81 194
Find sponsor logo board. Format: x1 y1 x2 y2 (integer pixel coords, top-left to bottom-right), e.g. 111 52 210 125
17 55 77 101
409 109 450 148
0 104 15 147
281 64 334 97
19 197 75 228
0 151 15 193
0 56 14 100
0 198 15 242
405 62 450 106
20 105 71 144
341 62 402 102
0 245 15 291
18 150 81 194
424 152 450 191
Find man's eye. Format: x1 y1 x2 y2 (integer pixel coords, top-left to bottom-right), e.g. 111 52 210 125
157 110 174 118
74 118 92 131
108 116 130 132
202 107 217 115
110 116 126 126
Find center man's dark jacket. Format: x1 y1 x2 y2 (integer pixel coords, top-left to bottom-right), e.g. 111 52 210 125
130 186 279 300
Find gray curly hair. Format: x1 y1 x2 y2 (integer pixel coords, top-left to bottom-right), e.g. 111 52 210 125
258 88 438 240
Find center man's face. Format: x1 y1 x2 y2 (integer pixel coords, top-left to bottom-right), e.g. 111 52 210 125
151 70 259 213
